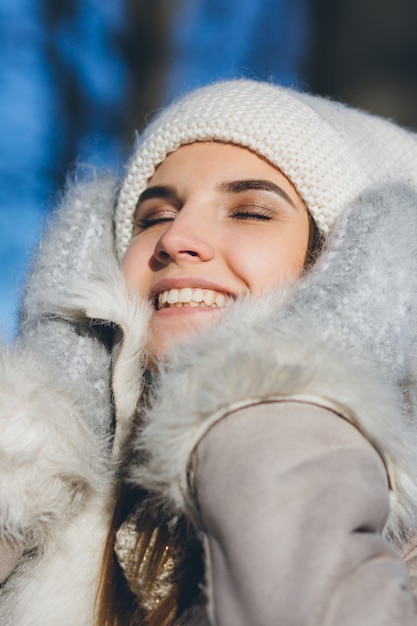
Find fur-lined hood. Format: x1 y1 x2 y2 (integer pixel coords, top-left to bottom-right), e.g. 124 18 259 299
125 181 417 545
3 176 417 624
60 180 417 546
33 178 417 543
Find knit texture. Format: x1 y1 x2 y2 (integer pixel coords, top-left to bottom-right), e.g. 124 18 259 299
115 79 417 258
18 175 118 439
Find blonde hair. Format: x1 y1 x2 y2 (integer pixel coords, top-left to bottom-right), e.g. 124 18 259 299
95 486 204 626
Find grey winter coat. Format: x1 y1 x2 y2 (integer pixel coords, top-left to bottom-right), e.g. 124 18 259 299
1 176 417 625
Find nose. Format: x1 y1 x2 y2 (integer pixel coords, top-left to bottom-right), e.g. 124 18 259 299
153 206 215 265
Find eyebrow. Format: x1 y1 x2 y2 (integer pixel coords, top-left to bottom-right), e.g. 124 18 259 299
136 179 298 210
136 185 180 207
218 179 297 207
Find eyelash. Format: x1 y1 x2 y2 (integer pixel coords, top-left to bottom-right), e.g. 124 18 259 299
135 216 173 229
230 206 274 221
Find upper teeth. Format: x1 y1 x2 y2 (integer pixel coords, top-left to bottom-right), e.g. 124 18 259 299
157 288 228 309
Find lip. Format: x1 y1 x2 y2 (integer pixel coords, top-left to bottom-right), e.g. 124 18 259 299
153 305 223 317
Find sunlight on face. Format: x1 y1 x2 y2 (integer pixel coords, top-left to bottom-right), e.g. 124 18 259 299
122 142 310 362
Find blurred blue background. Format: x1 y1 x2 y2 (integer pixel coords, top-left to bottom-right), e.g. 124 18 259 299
2 0 417 341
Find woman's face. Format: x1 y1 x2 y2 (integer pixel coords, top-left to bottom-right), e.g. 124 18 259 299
122 142 310 361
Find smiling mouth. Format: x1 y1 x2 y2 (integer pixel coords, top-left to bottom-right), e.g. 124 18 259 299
156 288 231 310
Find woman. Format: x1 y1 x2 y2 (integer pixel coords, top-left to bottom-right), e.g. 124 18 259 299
2 79 417 625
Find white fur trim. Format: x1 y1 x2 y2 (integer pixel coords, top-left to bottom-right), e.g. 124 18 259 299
0 347 107 549
0 494 111 626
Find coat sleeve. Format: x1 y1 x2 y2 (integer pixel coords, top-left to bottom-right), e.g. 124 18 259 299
190 401 417 626
0 176 119 580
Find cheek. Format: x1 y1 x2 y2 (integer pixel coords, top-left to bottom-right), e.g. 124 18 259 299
229 230 309 294
121 239 152 292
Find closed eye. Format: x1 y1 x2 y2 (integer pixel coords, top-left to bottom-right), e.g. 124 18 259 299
230 206 274 221
134 209 178 232
134 185 181 233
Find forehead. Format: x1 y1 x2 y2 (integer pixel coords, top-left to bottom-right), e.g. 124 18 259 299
147 141 300 195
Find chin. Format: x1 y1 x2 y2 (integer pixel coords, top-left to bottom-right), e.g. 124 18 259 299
145 324 212 360
146 308 224 364
145 331 198 366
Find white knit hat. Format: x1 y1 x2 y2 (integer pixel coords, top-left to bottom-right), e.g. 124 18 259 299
115 79 417 258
